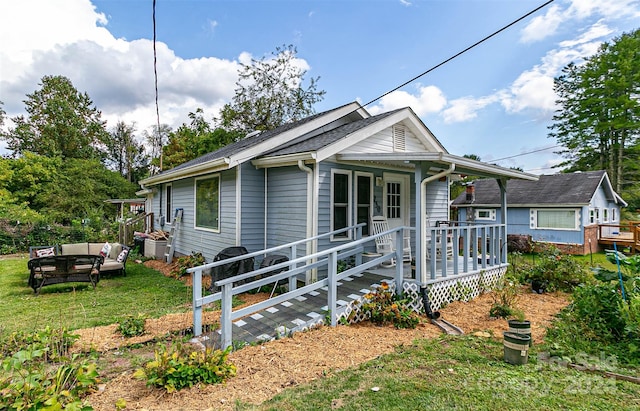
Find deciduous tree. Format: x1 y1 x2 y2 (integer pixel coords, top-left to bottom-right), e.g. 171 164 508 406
2 75 109 159
219 44 326 134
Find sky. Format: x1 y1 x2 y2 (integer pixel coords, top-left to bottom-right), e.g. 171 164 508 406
1 0 639 174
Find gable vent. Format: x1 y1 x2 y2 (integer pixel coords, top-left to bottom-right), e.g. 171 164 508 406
393 125 406 152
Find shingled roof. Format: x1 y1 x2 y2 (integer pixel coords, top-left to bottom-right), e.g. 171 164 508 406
452 170 626 207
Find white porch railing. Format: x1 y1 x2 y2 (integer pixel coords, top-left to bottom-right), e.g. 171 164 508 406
188 222 507 349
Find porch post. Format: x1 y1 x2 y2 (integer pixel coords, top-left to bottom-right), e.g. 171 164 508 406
498 178 508 264
415 163 423 285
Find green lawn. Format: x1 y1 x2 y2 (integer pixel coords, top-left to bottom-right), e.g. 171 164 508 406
0 255 193 334
240 335 640 411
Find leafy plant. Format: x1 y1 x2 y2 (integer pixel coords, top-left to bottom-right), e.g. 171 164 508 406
361 282 420 329
171 251 205 278
117 314 147 338
0 326 79 362
134 343 236 392
0 348 98 410
489 275 521 319
522 244 594 292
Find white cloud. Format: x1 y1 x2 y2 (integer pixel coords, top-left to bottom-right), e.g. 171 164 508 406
368 85 446 116
442 94 501 123
520 5 565 44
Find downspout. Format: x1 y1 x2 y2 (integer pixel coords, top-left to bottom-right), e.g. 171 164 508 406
419 163 455 318
298 160 315 283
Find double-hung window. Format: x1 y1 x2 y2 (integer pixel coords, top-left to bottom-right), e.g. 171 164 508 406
165 184 172 224
331 170 352 239
195 175 220 232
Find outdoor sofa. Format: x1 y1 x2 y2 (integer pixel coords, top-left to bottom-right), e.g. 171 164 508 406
27 242 130 294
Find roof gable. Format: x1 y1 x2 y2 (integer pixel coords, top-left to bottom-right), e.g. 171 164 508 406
452 170 626 207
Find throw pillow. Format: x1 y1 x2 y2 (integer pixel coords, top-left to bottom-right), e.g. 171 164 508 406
35 247 55 257
100 242 112 257
116 249 129 263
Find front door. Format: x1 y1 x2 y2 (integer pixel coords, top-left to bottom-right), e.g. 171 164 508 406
383 173 410 230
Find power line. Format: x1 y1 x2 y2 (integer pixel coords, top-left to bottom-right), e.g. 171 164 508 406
361 0 555 108
492 145 561 162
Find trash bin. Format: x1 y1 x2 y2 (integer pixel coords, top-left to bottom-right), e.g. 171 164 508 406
209 246 255 292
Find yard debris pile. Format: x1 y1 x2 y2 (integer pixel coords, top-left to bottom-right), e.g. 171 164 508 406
82 260 570 410
146 230 169 240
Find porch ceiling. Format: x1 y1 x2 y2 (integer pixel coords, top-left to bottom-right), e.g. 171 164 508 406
336 152 539 181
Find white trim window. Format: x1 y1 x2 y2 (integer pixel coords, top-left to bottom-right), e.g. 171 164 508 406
331 169 352 240
165 184 172 223
589 208 596 224
194 175 220 232
530 208 580 231
602 208 609 223
475 208 496 221
355 172 373 236
611 208 617 222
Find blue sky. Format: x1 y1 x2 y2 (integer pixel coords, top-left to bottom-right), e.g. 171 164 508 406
1 0 639 173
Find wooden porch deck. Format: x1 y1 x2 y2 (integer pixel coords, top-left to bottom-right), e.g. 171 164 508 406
598 223 640 254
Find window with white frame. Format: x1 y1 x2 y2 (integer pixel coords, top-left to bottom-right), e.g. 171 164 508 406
386 181 402 219
530 209 579 230
475 208 496 221
165 184 172 223
611 208 617 222
355 173 373 236
589 208 596 224
602 208 609 223
331 170 352 239
595 207 600 222
194 175 220 231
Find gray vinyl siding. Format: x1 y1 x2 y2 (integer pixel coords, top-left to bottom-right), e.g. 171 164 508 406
425 178 449 225
240 162 266 252
153 169 238 262
266 166 308 253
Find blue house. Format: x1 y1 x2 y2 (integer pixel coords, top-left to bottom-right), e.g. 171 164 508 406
137 101 538 340
451 170 627 255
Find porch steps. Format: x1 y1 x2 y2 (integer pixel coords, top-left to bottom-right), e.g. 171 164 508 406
198 272 395 349
164 208 183 263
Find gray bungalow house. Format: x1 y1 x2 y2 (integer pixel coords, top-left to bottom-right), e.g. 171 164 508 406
451 170 627 255
138 101 537 291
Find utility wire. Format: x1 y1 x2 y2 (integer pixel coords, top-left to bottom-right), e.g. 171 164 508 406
152 0 162 172
361 0 555 108
492 145 561 162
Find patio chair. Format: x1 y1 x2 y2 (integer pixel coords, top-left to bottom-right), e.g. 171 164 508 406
425 220 454 260
371 216 411 267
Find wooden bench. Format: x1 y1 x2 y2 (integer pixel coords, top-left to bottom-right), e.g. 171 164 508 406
27 255 103 294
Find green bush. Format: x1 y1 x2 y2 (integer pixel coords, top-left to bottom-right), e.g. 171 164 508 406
117 314 147 338
488 274 523 320
0 348 98 410
134 343 236 392
0 326 79 362
521 245 594 292
171 252 205 278
361 282 421 329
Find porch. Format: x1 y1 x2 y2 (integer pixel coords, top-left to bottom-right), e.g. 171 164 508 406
188 222 508 349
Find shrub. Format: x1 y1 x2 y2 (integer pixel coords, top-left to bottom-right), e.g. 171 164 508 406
522 245 593 292
0 326 79 362
489 275 523 320
117 314 147 338
171 252 205 278
134 343 236 392
0 348 98 410
361 282 421 329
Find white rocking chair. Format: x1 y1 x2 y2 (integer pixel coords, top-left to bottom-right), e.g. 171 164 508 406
425 220 454 261
371 216 412 267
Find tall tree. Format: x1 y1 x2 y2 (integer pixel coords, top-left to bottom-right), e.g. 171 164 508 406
2 75 109 159
143 123 172 175
163 108 242 169
219 44 326 134
549 29 640 199
105 121 149 182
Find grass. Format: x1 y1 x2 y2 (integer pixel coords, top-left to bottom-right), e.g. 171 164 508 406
0 255 193 334
239 335 640 411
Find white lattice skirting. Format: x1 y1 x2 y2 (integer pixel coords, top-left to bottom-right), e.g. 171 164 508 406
337 266 507 325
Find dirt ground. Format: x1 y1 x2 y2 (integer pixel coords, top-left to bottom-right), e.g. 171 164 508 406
81 260 570 411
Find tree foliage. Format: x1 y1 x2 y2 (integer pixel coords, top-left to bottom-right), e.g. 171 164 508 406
549 29 640 207
162 109 242 169
144 123 172 174
219 44 326 134
105 121 149 182
2 75 109 159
